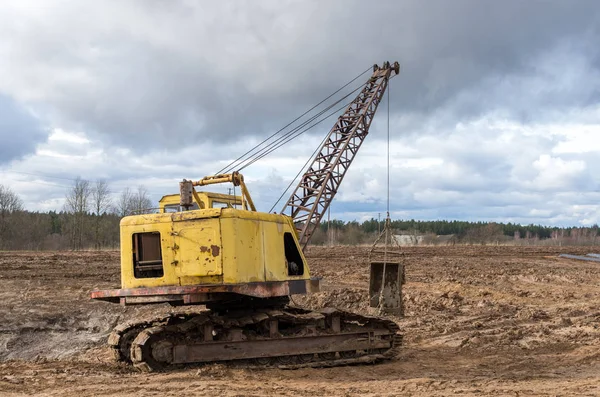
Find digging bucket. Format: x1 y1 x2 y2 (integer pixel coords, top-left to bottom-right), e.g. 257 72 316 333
369 261 405 316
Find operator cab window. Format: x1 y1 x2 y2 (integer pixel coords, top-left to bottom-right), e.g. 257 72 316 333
164 203 199 213
132 232 164 278
211 200 232 209
284 232 304 276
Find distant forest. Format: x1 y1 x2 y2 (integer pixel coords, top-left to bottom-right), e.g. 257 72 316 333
310 219 600 246
1 183 598 250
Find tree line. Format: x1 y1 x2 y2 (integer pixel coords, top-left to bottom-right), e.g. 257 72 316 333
1 182 599 250
311 218 600 246
0 180 153 250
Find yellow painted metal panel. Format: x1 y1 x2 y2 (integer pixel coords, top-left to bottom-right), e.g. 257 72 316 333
119 205 312 291
179 275 223 285
120 208 222 226
173 218 223 277
219 208 285 222
119 218 179 289
262 221 287 281
220 217 264 283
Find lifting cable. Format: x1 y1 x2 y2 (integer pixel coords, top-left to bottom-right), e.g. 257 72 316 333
387 74 391 218
215 66 372 175
270 69 396 213
269 129 329 213
239 95 357 172
267 94 372 212
224 82 367 174
379 78 392 309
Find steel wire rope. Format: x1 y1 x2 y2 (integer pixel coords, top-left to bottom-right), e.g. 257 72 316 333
269 130 329 213
216 66 372 174
379 79 391 312
269 72 400 213
241 99 355 183
237 89 363 172
387 78 391 216
266 96 358 212
222 82 367 174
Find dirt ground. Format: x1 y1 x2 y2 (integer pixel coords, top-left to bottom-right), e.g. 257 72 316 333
1 246 599 396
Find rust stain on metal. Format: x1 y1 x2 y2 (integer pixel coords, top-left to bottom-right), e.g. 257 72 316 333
199 246 208 253
210 245 220 257
90 278 320 303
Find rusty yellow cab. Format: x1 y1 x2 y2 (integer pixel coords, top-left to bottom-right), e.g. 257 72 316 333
91 173 320 306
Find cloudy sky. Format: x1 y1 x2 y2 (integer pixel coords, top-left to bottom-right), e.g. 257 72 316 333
1 0 600 226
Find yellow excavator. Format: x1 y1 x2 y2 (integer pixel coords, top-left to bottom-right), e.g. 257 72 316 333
92 61 401 371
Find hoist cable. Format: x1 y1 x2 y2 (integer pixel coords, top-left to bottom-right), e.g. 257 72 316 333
225 82 366 173
267 94 361 212
387 78 390 215
379 78 392 312
237 86 364 172
269 130 329 213
216 66 372 175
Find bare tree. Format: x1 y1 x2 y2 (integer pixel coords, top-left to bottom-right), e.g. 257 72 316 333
65 177 91 214
92 180 111 215
64 177 91 250
0 185 23 249
115 185 153 216
91 180 111 248
0 184 23 215
116 187 132 217
130 185 153 214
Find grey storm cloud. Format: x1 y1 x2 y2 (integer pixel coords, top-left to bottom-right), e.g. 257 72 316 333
0 95 46 163
1 0 599 155
2 0 600 228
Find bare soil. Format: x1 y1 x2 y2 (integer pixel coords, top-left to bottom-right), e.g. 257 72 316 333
1 246 599 396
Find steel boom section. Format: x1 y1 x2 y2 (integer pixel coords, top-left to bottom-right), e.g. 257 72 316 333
282 62 398 249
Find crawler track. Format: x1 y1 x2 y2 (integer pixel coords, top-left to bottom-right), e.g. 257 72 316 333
108 313 195 363
110 307 401 371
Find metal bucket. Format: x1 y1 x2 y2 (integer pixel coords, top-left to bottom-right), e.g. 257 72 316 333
369 261 404 316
